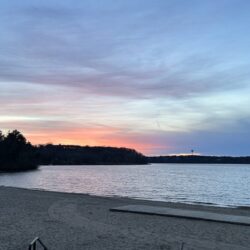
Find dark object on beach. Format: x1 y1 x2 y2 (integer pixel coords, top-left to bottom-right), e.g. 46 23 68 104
0 130 38 172
29 237 48 250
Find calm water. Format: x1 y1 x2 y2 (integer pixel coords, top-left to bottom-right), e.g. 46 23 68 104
0 164 249 207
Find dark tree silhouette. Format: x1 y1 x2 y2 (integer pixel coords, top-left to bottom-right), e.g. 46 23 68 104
0 130 148 172
36 144 147 165
0 130 38 172
0 131 4 141
1 129 249 171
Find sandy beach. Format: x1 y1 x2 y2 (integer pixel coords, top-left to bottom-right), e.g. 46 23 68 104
0 186 250 250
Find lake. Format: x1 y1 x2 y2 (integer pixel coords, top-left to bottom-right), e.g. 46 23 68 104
0 164 249 207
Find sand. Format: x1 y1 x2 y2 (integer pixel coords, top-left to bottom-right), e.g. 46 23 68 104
0 186 249 250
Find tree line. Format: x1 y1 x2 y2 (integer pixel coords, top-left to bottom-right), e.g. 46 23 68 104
1 130 249 172
0 130 148 172
148 155 250 164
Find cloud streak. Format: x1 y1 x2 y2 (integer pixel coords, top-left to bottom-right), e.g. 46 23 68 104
1 0 250 99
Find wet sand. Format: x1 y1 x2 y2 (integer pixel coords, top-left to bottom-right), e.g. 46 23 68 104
0 186 249 250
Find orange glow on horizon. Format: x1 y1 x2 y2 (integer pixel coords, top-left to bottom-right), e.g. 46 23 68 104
24 127 170 155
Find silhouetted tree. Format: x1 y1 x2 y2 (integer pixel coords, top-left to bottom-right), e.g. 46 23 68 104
0 130 38 172
0 130 4 141
0 129 148 172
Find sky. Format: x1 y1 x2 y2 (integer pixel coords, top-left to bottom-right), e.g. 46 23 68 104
1 0 250 155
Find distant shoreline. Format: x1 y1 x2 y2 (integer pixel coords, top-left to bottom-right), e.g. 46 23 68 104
148 155 250 164
2 130 250 173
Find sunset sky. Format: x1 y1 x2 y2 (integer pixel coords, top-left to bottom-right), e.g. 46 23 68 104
1 0 250 155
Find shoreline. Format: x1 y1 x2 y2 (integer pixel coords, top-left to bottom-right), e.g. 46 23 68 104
1 186 250 249
1 184 249 211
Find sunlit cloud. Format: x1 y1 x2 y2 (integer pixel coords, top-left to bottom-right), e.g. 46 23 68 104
1 0 250 155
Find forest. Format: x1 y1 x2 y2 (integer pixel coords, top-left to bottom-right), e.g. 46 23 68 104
0 130 147 172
